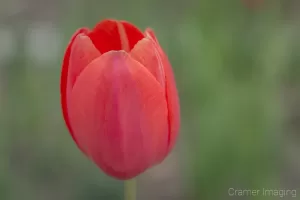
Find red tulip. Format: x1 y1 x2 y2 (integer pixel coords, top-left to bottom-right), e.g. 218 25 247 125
60 19 180 180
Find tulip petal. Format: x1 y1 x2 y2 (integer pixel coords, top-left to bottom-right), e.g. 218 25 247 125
132 30 180 155
144 28 158 43
88 19 144 53
68 34 101 88
131 38 166 88
61 28 90 150
68 51 168 179
65 33 101 152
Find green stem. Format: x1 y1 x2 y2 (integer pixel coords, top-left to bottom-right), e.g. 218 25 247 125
124 179 136 200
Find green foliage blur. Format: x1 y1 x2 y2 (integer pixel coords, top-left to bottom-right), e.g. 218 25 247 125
0 0 299 199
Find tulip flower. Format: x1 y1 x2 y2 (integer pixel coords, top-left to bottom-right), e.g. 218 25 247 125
60 19 180 180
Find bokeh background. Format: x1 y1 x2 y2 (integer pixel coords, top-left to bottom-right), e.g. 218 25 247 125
0 0 299 199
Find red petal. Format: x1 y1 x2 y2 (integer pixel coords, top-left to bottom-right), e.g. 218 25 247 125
66 33 101 152
144 28 158 43
132 30 180 155
131 38 166 87
68 51 168 180
88 19 144 53
61 28 90 149
68 34 101 88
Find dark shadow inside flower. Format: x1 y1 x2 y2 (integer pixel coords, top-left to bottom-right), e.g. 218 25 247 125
88 19 144 53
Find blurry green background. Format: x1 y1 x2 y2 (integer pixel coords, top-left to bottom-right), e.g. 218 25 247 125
0 0 299 199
